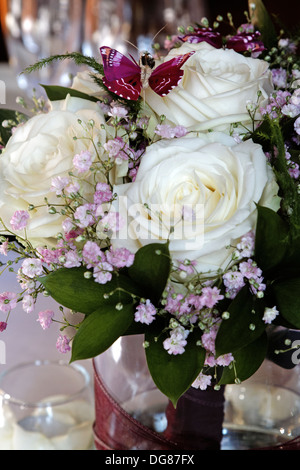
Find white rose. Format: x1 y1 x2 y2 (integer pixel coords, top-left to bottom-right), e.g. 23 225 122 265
0 96 106 247
71 71 104 99
145 42 273 132
113 134 279 274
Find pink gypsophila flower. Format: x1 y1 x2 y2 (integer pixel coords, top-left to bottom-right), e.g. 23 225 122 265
21 258 43 279
174 125 188 137
216 353 234 367
50 176 70 195
163 326 189 355
295 116 300 136
201 287 224 308
65 181 81 196
201 325 220 354
37 310 55 330
94 183 113 205
97 211 124 235
104 137 129 162
73 150 93 173
82 241 103 268
10 211 30 231
165 293 185 314
93 262 114 284
0 292 18 313
108 104 128 119
192 373 212 391
239 259 262 280
56 334 71 354
177 259 197 276
74 204 96 228
223 270 245 299
263 306 280 324
155 124 176 139
237 231 255 258
37 247 63 265
134 300 157 325
63 250 82 268
106 247 135 269
0 241 9 256
22 295 35 314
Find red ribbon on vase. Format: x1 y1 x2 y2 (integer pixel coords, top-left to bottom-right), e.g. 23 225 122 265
93 361 178 450
93 363 300 451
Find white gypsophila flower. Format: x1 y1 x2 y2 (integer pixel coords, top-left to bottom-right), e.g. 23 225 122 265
263 306 280 324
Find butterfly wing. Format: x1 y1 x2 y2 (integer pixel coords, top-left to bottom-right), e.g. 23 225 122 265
100 46 142 101
149 52 194 97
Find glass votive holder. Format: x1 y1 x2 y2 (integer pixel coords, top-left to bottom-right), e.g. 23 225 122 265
0 360 95 450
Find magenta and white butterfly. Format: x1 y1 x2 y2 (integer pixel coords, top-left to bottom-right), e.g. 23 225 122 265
100 46 194 101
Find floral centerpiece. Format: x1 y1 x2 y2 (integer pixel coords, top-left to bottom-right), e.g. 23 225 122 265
0 0 300 449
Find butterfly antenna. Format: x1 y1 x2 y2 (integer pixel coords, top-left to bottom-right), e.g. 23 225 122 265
124 39 140 53
152 25 167 45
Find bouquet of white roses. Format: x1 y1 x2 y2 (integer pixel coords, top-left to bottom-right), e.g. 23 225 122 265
0 0 299 406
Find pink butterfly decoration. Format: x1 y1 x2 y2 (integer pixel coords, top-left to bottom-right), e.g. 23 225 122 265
100 46 194 101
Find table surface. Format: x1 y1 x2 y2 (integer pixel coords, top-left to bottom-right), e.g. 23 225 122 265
0 64 93 378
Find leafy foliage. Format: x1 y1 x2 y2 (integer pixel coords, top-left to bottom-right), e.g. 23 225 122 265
39 267 141 315
218 333 268 385
71 304 135 362
128 242 171 305
41 85 99 103
216 286 266 357
249 0 278 49
40 242 172 367
145 327 206 407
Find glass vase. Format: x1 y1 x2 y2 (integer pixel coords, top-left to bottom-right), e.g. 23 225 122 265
93 335 300 450
0 361 95 450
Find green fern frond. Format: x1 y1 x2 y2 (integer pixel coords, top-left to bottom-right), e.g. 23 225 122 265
23 53 104 76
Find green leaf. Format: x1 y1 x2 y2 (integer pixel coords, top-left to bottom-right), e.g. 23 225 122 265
255 206 289 272
216 286 266 356
271 277 300 328
41 85 99 103
71 303 134 362
39 267 141 315
218 332 268 385
249 0 278 49
145 329 205 407
128 243 171 305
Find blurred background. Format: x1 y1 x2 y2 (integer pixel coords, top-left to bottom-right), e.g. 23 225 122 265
0 0 299 95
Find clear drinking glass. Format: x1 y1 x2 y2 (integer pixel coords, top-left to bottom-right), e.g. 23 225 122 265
0 361 94 450
4 0 85 93
223 361 300 449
